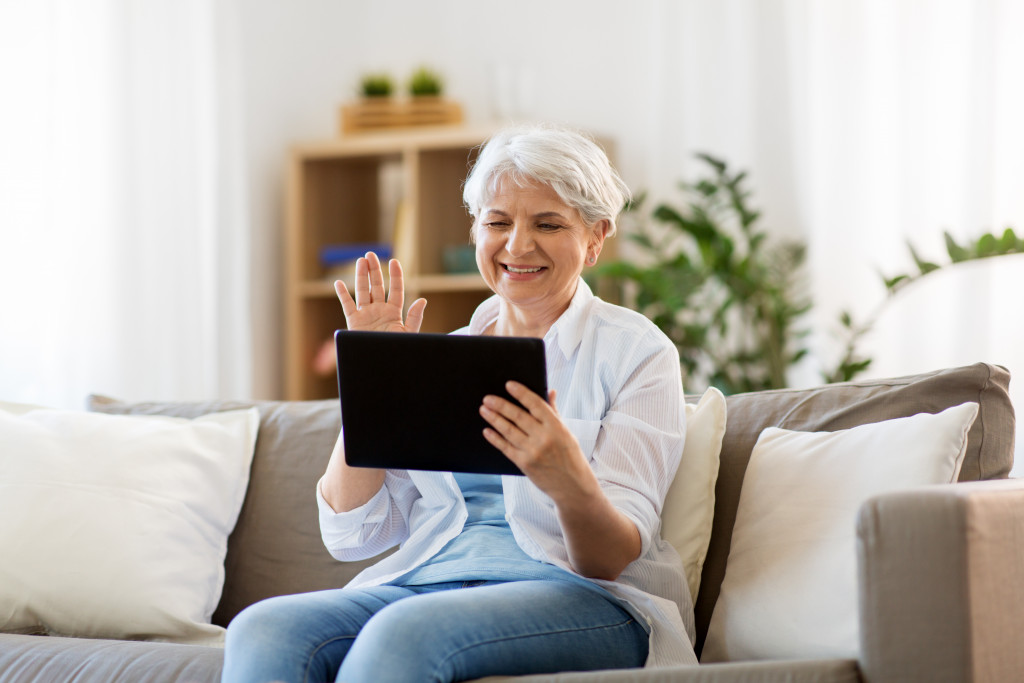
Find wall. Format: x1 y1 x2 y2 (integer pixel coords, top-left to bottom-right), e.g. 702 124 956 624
234 0 806 398
234 0 1023 479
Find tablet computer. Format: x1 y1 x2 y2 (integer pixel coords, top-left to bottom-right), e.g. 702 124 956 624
334 329 548 475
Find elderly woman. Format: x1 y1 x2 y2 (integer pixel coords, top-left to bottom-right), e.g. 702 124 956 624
223 125 696 682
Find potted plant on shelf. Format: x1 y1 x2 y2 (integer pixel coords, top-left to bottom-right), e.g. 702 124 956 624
406 66 462 128
360 72 394 99
340 67 462 135
408 66 444 98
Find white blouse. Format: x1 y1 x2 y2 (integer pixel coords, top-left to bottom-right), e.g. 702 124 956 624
317 279 697 667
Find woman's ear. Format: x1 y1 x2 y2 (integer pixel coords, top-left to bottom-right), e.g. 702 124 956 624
587 220 610 265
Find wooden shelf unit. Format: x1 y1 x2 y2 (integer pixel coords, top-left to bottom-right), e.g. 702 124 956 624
284 126 496 400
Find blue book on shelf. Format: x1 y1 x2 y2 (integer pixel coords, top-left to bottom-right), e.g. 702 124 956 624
319 243 393 267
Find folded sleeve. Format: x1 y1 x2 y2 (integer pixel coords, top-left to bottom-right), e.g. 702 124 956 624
591 332 686 556
317 470 418 561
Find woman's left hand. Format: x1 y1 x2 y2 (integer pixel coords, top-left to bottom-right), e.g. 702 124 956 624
480 381 641 580
479 382 597 504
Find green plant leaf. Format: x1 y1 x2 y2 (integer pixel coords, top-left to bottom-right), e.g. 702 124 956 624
599 152 816 393
882 273 911 292
908 244 940 275
944 231 971 262
694 179 718 197
694 152 727 175
627 231 656 251
998 227 1020 253
976 232 999 257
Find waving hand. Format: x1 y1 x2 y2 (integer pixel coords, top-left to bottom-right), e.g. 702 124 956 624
334 252 427 333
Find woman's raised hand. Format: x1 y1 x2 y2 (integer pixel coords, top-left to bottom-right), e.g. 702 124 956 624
334 252 427 333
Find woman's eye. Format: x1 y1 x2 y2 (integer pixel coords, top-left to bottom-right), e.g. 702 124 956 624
484 221 510 229
538 223 563 231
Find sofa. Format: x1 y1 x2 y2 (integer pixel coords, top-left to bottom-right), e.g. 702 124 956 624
0 362 1019 683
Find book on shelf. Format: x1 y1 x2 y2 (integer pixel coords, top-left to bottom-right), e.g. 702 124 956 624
320 243 393 283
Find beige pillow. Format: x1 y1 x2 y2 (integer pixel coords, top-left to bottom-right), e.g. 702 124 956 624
702 402 978 662
0 404 259 644
662 387 726 601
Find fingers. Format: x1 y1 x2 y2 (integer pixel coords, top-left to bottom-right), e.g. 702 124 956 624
406 298 427 333
366 252 386 304
482 425 515 457
479 399 531 450
334 280 357 319
353 253 387 308
338 255 425 333
481 394 531 425
505 381 556 418
386 259 404 311
480 385 547 440
353 257 370 308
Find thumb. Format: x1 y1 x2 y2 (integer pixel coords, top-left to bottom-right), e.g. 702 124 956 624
405 298 427 333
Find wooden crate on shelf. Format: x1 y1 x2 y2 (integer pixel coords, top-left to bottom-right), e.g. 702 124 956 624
340 98 463 135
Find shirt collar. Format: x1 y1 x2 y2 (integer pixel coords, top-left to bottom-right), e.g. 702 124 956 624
467 278 594 360
545 278 593 359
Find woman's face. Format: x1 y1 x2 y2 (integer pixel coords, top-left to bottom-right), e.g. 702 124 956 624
474 177 606 318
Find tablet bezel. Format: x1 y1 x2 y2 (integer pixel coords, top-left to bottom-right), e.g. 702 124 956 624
335 329 548 475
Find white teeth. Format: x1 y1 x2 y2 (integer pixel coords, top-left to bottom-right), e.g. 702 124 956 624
505 265 542 274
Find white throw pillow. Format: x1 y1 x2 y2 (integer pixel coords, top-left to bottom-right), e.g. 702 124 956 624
0 400 46 415
702 401 978 662
661 387 726 602
0 404 260 644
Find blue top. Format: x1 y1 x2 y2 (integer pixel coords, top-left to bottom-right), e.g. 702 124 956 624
394 473 590 587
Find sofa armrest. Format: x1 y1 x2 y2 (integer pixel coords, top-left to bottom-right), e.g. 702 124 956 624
857 479 1024 683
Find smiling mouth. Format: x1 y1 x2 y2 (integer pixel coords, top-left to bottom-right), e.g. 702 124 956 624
503 264 544 274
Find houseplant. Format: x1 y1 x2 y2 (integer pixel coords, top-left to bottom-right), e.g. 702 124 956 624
598 154 810 394
408 66 444 97
359 73 394 98
598 152 1022 392
826 227 1024 382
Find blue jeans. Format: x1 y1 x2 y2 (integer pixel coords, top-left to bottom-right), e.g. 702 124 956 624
222 579 649 683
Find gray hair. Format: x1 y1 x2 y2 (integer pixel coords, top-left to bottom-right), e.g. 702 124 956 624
462 124 631 237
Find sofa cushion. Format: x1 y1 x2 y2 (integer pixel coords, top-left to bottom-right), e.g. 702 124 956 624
662 387 726 602
0 405 258 644
702 402 978 662
87 396 390 628
0 633 222 683
692 362 1014 655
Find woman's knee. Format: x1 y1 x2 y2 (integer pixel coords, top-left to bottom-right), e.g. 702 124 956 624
224 593 366 683
227 597 282 644
354 596 437 652
338 597 447 682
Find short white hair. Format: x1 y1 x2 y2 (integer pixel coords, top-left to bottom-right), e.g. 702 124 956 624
462 124 631 237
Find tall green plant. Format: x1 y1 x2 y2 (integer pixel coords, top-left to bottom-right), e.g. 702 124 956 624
826 227 1024 383
598 154 811 394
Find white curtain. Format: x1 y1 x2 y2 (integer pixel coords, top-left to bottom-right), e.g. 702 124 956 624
0 0 250 408
656 0 1024 473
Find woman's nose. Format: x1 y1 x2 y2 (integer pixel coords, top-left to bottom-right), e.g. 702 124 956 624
505 224 534 255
